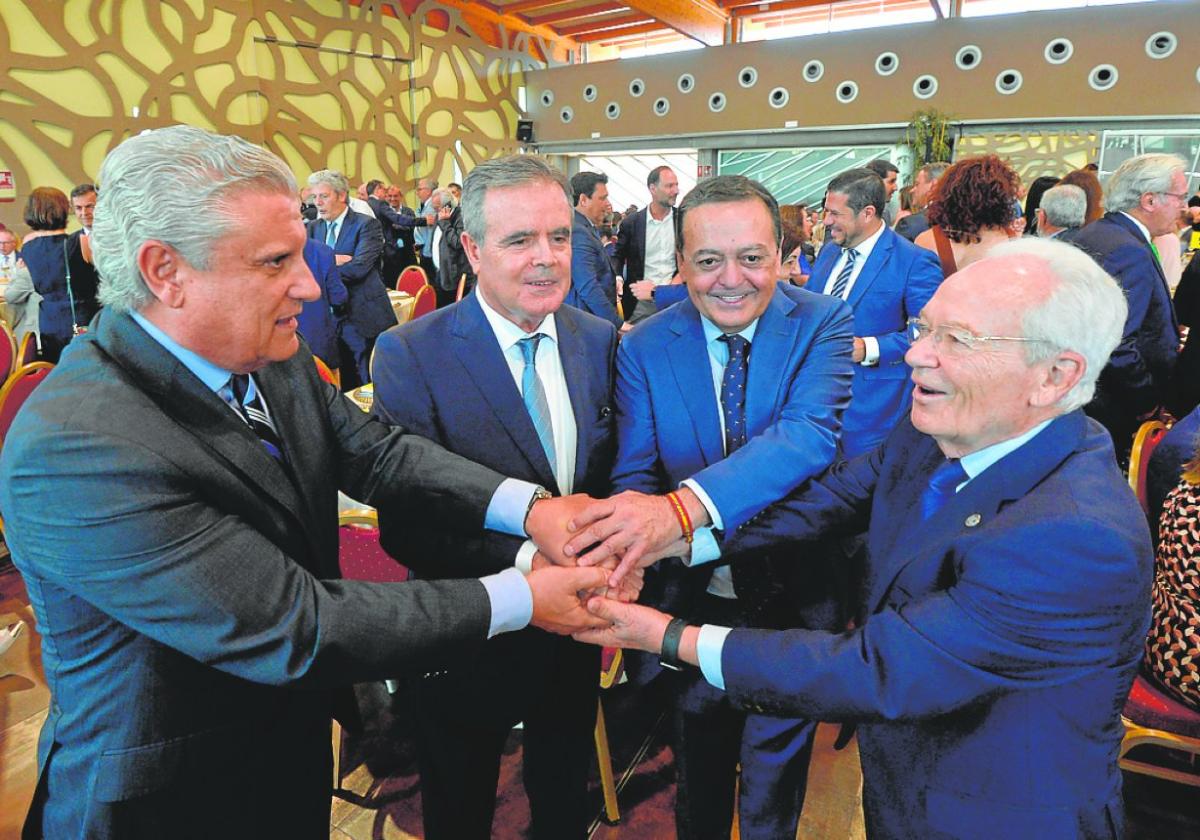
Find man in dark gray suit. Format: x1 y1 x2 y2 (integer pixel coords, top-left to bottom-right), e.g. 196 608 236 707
0 125 613 840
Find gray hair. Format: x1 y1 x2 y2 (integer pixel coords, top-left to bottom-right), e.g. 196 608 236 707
95 125 296 312
987 236 1127 413
307 169 349 197
1038 184 1086 231
433 187 455 209
918 161 951 183
460 154 571 244
1103 152 1185 214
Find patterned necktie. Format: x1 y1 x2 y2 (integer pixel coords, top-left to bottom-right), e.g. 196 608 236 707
920 458 967 520
827 247 858 299
229 374 285 462
1149 241 1162 265
517 334 557 476
325 221 339 248
718 334 750 454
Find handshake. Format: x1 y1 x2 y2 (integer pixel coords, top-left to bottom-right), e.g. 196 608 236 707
522 490 705 636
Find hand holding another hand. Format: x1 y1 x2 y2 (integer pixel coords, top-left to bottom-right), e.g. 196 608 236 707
526 565 613 635
525 493 597 567
572 597 672 653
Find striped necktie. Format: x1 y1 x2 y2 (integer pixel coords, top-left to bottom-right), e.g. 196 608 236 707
827 247 858 299
229 374 285 462
517 334 556 476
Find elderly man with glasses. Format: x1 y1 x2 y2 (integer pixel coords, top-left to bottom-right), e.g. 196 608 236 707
562 237 1153 840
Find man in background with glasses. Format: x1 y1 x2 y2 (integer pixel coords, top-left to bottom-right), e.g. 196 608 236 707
566 237 1153 839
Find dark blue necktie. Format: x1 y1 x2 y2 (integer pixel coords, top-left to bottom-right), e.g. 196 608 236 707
718 334 750 454
230 374 285 462
920 458 967 520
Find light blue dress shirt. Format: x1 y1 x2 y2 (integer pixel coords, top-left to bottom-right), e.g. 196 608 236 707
128 311 534 637
694 418 1054 689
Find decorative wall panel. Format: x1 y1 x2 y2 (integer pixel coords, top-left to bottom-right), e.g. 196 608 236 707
954 131 1099 182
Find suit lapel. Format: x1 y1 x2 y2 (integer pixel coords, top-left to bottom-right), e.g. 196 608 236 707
744 288 795 436
1108 211 1172 290
666 302 724 468
451 294 559 490
557 309 601 485
808 245 839 295
845 227 892 310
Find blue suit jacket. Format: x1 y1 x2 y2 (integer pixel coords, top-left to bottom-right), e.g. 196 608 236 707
807 225 943 457
307 210 396 340
613 283 854 623
720 412 1152 838
297 238 348 367
1072 212 1179 425
565 210 622 328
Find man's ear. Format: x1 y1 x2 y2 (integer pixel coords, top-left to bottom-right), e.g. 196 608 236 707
461 229 483 275
136 240 185 308
1032 350 1085 408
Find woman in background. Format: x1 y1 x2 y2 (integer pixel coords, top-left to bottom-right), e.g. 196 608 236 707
915 154 1021 275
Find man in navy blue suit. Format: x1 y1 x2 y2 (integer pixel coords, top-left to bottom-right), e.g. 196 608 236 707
306 169 396 386
371 155 624 840
1071 152 1188 459
564 170 622 328
569 237 1152 839
810 168 943 458
604 175 854 840
296 237 347 371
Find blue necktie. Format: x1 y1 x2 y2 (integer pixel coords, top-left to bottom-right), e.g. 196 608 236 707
718 334 750 455
229 374 285 462
325 221 338 248
920 458 967 520
827 247 858 299
518 334 556 476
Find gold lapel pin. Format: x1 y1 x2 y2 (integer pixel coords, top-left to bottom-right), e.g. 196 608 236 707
965 513 982 528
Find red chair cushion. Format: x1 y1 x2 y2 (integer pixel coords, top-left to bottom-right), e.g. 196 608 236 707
1124 673 1200 739
338 523 409 583
0 367 52 442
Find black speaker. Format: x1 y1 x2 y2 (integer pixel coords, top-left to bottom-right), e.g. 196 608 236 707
516 119 534 143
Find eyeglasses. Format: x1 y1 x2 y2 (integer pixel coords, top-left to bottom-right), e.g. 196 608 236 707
906 318 1050 353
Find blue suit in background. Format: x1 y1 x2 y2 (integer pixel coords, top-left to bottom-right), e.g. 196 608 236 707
807 225 943 457
564 209 622 328
297 238 348 370
371 292 617 840
613 283 854 839
718 411 1152 839
1072 212 1179 455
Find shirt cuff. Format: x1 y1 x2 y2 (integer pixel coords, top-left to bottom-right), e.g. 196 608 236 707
697 624 733 691
860 336 880 367
680 478 723 531
514 539 538 574
687 527 722 566
480 567 533 638
485 478 542 537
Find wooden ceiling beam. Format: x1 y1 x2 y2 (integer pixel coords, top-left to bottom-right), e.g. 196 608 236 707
527 2 625 25
623 0 728 45
574 20 670 41
435 0 580 59
495 0 575 15
728 0 837 16
557 11 650 35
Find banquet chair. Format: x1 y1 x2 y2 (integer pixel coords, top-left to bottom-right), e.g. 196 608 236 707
1128 419 1168 514
595 647 624 825
0 361 54 446
408 284 437 321
0 321 16 379
312 355 340 389
332 507 410 787
17 332 38 367
1120 673 1200 787
396 265 428 296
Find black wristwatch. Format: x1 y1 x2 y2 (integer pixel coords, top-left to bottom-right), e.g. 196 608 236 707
659 617 691 671
524 486 553 532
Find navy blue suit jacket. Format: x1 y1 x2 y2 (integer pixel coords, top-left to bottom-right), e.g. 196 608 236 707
565 210 622 328
807 225 943 457
1072 212 1179 427
307 210 396 340
719 412 1152 838
613 283 854 624
297 238 348 368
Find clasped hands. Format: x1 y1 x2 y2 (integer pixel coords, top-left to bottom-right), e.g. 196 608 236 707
524 491 700 645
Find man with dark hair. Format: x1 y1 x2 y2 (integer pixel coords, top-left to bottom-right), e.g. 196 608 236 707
366 178 420 284
598 174 854 840
66 182 102 329
865 158 900 224
895 161 950 242
565 171 621 328
614 165 683 322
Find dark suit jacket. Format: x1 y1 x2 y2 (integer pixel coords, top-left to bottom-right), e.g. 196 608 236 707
297 238 348 367
614 207 679 316
1072 212 1179 436
0 309 512 839
434 206 474 293
807 225 943 457
720 412 1152 838
307 210 396 341
21 232 100 346
893 210 929 242
565 210 621 328
613 283 854 627
368 195 418 260
370 292 615 706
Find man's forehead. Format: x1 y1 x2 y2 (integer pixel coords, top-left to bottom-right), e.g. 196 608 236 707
935 255 1052 319
684 200 774 245
74 192 96 203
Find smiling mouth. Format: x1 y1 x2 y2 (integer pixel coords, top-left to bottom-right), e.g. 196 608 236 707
914 382 947 397
709 291 753 305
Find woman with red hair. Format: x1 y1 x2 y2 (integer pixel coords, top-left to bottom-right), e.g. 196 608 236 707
915 154 1021 275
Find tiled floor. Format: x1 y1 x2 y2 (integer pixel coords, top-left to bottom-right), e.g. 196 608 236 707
2 558 1199 840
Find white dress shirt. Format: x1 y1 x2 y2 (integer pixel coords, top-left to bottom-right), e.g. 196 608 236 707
348 195 375 218
826 221 886 366
644 208 677 283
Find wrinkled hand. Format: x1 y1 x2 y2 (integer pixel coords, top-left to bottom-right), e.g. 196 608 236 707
630 280 655 301
532 550 645 602
527 566 613 635
572 597 672 652
525 493 597 567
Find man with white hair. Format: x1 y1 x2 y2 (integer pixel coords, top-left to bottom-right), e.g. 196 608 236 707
0 125 616 839
566 237 1153 839
1036 183 1087 240
1072 152 1187 459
